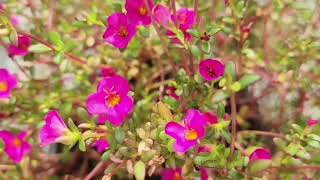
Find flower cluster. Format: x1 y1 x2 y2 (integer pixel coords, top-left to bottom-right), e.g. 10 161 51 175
103 0 153 49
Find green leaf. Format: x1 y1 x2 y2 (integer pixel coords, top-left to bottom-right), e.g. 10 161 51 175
187 29 201 37
54 53 64 64
212 90 230 103
238 74 261 90
202 42 211 54
134 161 146 180
286 143 299 155
291 124 303 134
249 160 271 174
48 32 64 49
101 150 111 161
68 118 79 132
307 134 320 142
112 2 123 12
296 149 311 160
217 102 225 119
231 82 241 92
9 30 18 45
190 45 201 60
78 139 86 152
28 44 52 53
115 128 125 144
308 140 320 148
225 62 236 81
208 26 221 35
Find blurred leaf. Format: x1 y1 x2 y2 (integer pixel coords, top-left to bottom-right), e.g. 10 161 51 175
29 44 52 53
212 90 229 103
217 102 225 119
68 118 79 132
157 101 173 121
102 150 111 161
249 160 271 174
202 42 211 54
190 45 201 60
134 161 146 180
187 29 200 38
115 128 125 144
238 74 261 90
225 62 236 81
78 139 86 152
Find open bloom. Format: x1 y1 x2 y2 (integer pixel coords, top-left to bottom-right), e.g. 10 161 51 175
92 139 109 153
162 168 183 180
0 131 31 164
7 35 31 57
103 13 137 49
307 119 319 127
0 69 18 99
199 59 225 81
165 109 207 153
153 4 171 28
86 75 134 126
39 110 74 147
125 0 153 26
172 8 199 31
249 148 271 163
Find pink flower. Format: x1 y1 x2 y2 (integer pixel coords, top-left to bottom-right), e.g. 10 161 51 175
199 59 225 81
166 86 180 100
0 3 5 11
162 168 183 180
92 139 109 153
0 69 18 99
153 4 171 28
125 0 153 26
7 35 31 57
39 110 73 147
0 131 31 164
203 112 218 125
11 15 20 27
249 148 271 163
103 13 137 49
307 119 319 127
101 67 116 78
86 75 134 126
165 109 207 153
172 8 199 31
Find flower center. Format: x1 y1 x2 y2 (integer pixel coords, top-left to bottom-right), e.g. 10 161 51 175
185 129 198 141
207 67 216 77
139 6 147 16
12 138 22 147
119 26 128 38
106 93 121 108
0 81 8 92
174 171 181 180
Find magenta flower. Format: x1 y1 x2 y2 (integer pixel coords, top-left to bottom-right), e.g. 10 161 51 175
125 0 153 26
92 139 109 153
199 59 225 81
172 8 199 31
162 168 183 180
103 13 137 49
39 110 74 147
153 4 171 28
86 75 134 126
165 109 207 153
7 35 31 57
0 131 31 164
203 112 218 125
0 69 18 99
249 148 271 163
307 119 319 127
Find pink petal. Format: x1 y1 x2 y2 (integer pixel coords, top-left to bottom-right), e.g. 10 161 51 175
86 92 108 114
165 122 185 140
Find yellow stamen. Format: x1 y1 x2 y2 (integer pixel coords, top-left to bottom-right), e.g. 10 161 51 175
106 94 121 108
174 172 181 180
0 81 8 92
185 129 198 141
12 138 22 147
139 6 147 16
119 26 128 38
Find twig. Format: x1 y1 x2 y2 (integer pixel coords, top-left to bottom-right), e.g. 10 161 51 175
84 161 109 180
171 0 178 27
229 94 237 158
237 130 285 139
47 0 57 31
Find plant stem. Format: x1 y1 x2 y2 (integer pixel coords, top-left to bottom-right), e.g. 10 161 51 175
84 161 109 180
229 93 237 158
238 130 285 138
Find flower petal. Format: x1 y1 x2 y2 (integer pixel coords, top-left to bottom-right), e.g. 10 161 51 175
165 122 185 140
86 92 108 114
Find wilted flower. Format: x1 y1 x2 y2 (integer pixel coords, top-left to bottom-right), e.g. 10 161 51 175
165 109 207 153
153 4 171 28
0 69 18 99
92 139 109 153
307 119 319 127
0 131 31 164
162 168 183 180
39 110 75 147
199 59 225 81
7 35 31 57
86 75 134 126
103 13 137 49
125 0 153 26
166 86 180 100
